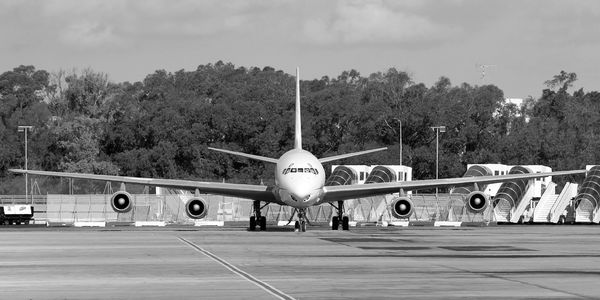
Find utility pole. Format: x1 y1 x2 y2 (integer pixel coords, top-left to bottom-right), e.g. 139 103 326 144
18 125 33 203
398 118 402 167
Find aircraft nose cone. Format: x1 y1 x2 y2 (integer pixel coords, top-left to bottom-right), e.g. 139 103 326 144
289 187 311 202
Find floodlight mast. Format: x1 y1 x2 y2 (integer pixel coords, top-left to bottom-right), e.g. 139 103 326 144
476 63 497 81
18 125 33 203
431 126 446 194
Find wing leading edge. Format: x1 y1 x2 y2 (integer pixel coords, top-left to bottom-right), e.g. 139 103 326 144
321 169 586 203
9 169 283 205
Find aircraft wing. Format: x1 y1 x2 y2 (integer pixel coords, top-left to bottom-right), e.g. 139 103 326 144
9 169 283 204
321 169 586 203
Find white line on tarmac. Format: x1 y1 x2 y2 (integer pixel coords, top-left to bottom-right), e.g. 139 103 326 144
178 237 296 300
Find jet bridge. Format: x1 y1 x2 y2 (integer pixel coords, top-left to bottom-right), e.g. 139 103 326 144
574 166 600 223
492 166 535 223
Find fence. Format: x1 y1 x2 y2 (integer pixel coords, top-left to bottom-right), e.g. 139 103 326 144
0 192 495 225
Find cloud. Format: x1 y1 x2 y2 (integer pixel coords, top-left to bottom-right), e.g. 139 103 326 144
303 0 459 45
39 0 283 38
60 21 123 48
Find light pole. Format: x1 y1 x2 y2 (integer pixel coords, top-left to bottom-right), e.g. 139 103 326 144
395 118 402 167
18 125 33 203
431 126 446 194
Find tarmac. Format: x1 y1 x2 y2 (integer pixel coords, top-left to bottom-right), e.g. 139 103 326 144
0 224 599 299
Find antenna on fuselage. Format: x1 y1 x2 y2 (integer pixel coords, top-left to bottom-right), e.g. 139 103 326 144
294 67 302 150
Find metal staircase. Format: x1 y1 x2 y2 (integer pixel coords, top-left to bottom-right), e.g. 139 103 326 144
493 199 512 222
576 200 595 223
493 182 535 223
509 182 535 223
548 183 578 223
533 182 558 223
593 206 600 223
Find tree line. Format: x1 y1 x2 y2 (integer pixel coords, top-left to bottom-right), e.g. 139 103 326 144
0 63 593 194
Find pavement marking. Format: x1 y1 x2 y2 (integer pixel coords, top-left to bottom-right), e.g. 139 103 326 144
437 264 595 300
178 237 296 300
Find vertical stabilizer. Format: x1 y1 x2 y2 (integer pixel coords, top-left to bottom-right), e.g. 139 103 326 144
294 67 302 149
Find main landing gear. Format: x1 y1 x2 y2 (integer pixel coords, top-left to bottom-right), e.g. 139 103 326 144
249 200 267 231
331 201 349 230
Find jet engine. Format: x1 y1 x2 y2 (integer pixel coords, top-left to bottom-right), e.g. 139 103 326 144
185 198 208 219
465 191 489 214
110 191 133 213
391 197 414 219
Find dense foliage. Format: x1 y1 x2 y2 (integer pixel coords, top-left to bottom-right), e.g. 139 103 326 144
0 63 591 193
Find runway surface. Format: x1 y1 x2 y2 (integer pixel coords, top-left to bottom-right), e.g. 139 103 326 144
1 225 599 299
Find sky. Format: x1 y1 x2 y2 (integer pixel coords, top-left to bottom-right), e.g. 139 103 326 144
1 0 600 99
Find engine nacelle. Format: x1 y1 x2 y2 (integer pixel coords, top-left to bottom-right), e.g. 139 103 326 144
391 197 414 219
465 191 489 214
110 191 133 213
185 198 208 219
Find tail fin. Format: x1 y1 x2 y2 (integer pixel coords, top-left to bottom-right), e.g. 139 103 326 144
294 67 302 150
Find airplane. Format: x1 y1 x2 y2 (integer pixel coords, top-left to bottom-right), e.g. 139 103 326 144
10 68 586 232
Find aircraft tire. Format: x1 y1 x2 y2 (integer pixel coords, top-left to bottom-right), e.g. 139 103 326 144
332 216 339 230
300 220 306 232
259 216 267 231
342 216 349 231
294 221 300 231
249 216 257 231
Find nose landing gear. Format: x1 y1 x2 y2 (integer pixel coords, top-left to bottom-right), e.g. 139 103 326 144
294 208 307 232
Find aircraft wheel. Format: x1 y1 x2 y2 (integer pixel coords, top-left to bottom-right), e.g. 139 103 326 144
300 221 306 232
558 215 566 225
342 216 349 231
332 216 339 230
259 216 267 231
249 216 257 231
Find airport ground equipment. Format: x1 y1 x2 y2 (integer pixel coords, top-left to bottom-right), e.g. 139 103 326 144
0 205 34 225
364 166 397 184
532 182 558 223
453 165 492 194
574 166 600 223
492 166 534 222
509 184 535 223
533 182 578 223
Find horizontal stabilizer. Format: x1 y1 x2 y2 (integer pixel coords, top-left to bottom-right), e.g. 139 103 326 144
208 147 278 164
319 147 388 163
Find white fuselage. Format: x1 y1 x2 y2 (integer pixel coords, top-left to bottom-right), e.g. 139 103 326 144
275 149 326 208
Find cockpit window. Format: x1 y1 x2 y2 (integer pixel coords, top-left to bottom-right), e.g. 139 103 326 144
282 167 319 175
